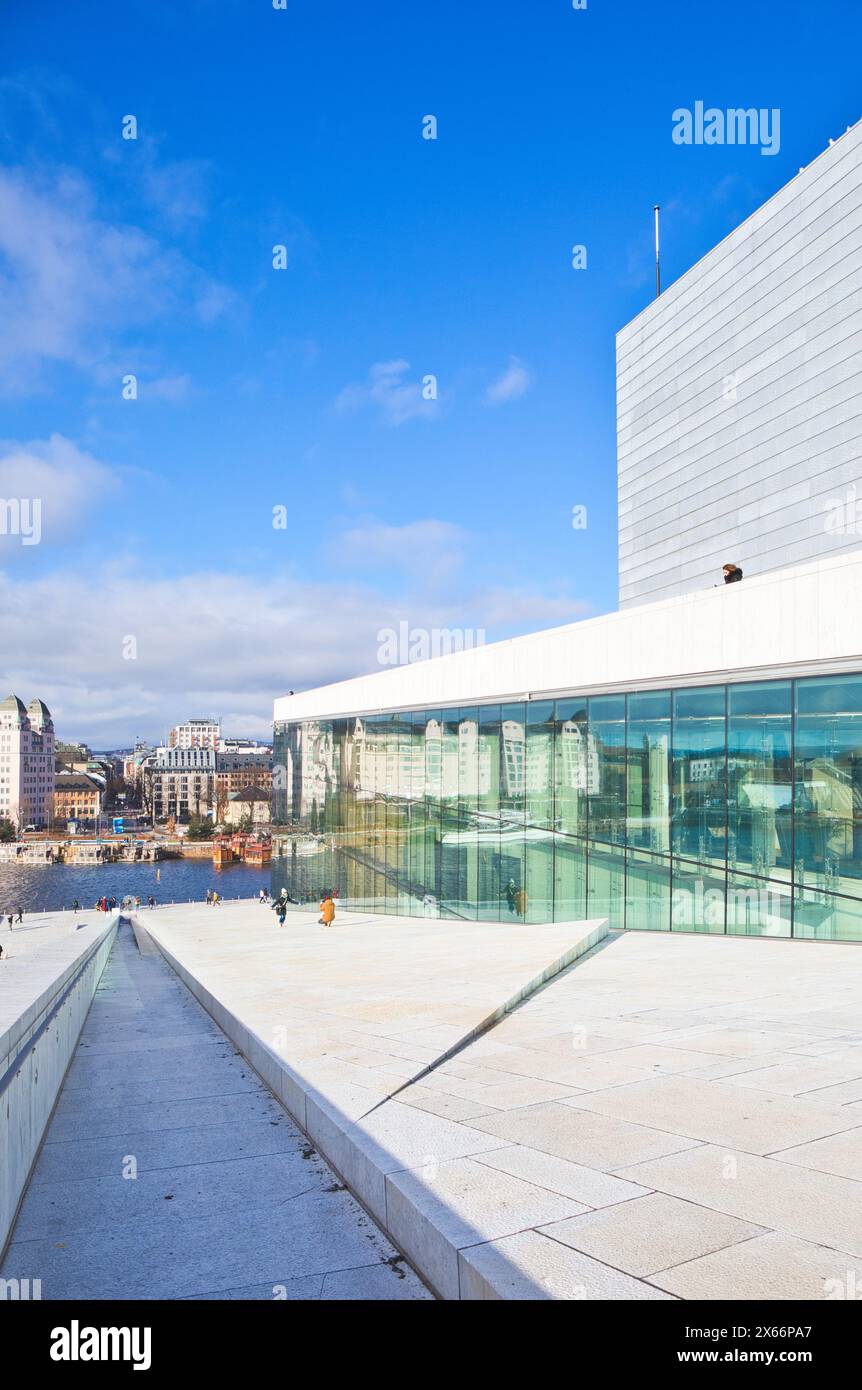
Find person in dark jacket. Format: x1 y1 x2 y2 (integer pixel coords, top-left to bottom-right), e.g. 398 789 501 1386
722 563 743 584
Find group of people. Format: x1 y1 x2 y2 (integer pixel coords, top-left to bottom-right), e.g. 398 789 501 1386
204 889 221 905
88 894 156 911
265 886 336 928
505 879 528 917
4 909 24 928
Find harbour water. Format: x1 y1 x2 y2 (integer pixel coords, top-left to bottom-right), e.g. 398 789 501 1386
0 857 270 914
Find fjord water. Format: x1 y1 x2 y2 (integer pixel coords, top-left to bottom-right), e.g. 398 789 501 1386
0 858 267 913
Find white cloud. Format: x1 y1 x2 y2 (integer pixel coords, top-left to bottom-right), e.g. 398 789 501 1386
338 519 469 586
0 166 233 393
484 356 533 406
0 562 587 746
335 359 437 426
0 434 119 555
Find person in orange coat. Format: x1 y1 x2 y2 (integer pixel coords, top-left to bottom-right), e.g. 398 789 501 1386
319 893 335 927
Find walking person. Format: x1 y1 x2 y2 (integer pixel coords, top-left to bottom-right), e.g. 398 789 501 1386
15 909 22 924
206 888 212 905
72 898 80 913
319 893 335 928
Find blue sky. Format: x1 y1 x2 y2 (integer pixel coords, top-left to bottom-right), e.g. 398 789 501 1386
1 0 860 743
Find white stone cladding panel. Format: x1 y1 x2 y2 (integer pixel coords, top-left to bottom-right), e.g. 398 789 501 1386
618 120 862 608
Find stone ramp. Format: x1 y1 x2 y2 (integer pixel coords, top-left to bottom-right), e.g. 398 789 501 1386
0 921 431 1300
142 902 608 1298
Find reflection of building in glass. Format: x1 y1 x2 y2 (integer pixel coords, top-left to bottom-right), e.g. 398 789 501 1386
272 672 862 939
558 720 599 794
501 721 524 797
690 758 723 782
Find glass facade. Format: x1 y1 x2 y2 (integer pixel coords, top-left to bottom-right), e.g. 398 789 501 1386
272 672 862 941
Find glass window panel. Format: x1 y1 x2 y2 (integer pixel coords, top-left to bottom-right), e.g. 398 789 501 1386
457 707 480 921
384 713 400 913
727 681 792 885
726 872 792 938
369 715 390 913
671 686 727 870
406 712 425 916
477 705 502 920
526 700 555 830
625 850 670 931
671 857 726 934
272 721 288 826
587 841 625 929
552 833 587 922
588 696 626 845
327 719 347 904
523 701 555 922
794 674 862 900
394 712 413 914
525 834 555 922
342 718 364 910
439 710 461 916
499 703 526 916
626 690 671 853
794 889 862 942
554 698 589 838
422 712 443 914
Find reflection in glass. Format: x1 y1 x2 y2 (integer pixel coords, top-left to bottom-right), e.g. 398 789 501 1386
499 703 527 919
671 857 725 935
625 850 670 932
553 833 587 922
587 840 625 929
794 888 862 942
672 687 726 869
271 674 862 941
728 682 792 885
726 872 792 937
554 697 590 838
795 675 862 900
626 690 670 853
588 695 626 845
477 705 502 920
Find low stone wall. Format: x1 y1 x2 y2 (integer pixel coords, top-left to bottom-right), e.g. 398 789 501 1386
0 915 119 1257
